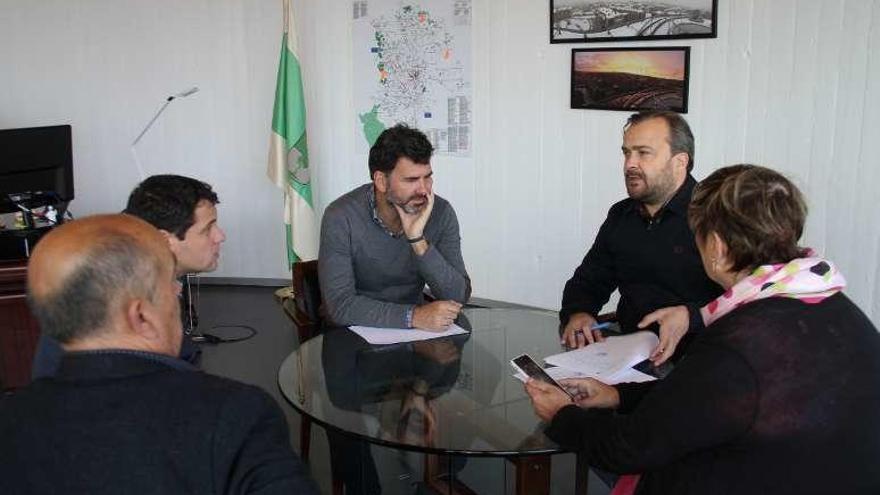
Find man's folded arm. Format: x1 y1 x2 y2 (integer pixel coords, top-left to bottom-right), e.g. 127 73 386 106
319 249 412 328
417 208 470 303
319 221 414 328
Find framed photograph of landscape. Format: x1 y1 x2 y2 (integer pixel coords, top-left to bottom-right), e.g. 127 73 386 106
550 0 717 43
570 47 690 113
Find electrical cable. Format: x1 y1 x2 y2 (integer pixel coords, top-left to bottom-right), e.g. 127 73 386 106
185 275 258 344
192 325 258 344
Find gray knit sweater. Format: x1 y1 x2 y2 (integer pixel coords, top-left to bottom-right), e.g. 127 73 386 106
318 184 470 328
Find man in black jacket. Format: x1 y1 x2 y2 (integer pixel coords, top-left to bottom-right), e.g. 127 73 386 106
0 214 316 495
559 111 721 364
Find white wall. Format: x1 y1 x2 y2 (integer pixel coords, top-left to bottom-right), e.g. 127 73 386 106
2 0 878 324
1 0 289 278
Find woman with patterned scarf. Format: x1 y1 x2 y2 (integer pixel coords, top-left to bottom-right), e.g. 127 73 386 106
525 164 880 494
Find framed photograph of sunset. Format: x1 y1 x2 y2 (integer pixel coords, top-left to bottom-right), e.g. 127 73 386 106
551 0 717 43
570 47 690 113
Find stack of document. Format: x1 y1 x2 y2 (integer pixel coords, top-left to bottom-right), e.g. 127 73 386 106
349 323 468 345
514 331 659 385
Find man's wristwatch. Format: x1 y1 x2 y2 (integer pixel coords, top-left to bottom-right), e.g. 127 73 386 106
407 235 425 243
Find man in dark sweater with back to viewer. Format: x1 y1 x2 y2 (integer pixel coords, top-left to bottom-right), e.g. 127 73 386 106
0 214 316 494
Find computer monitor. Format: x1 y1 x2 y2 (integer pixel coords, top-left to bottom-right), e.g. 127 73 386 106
0 125 74 211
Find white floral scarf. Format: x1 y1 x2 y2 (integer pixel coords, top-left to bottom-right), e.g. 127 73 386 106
701 254 847 326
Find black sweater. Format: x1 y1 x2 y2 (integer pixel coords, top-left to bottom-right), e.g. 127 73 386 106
546 294 880 494
1 352 317 495
560 176 722 334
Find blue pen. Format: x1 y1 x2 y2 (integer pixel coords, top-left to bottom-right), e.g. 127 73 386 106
569 322 612 345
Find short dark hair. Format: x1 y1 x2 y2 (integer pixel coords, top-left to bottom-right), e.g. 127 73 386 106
689 164 807 273
28 234 161 343
625 110 695 172
368 124 433 177
124 175 218 239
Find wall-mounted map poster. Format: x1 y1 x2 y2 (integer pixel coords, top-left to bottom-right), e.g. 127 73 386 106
354 1 472 156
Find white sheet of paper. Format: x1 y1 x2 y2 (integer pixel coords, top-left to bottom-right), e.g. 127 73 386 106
603 367 658 384
543 331 659 379
512 364 656 386
348 323 468 345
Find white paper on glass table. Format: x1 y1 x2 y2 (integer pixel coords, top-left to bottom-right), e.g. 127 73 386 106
543 331 659 381
349 323 469 345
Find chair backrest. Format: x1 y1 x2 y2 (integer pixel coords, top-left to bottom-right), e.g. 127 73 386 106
292 260 322 341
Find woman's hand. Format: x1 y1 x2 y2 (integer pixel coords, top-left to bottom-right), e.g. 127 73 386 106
525 379 573 422
559 378 620 409
525 377 620 422
639 305 690 366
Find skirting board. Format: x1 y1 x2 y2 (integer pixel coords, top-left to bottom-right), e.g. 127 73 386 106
195 276 290 287
190 277 554 312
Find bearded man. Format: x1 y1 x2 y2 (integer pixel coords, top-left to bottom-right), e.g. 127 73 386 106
559 111 722 365
318 124 470 331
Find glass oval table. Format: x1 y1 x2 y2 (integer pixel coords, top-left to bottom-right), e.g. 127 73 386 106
278 307 590 495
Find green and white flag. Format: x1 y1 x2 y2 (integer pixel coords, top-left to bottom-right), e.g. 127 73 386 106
268 0 317 265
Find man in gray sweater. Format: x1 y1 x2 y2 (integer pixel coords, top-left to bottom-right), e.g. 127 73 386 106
319 124 470 330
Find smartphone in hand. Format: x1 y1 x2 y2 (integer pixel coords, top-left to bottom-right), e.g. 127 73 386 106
511 354 574 400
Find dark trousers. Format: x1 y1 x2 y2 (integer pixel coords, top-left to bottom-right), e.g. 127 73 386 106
327 430 381 495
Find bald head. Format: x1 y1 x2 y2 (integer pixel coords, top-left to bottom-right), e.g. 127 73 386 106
28 214 177 347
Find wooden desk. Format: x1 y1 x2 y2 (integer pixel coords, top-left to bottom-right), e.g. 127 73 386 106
0 259 40 390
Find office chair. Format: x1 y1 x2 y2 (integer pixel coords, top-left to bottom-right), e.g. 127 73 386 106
291 260 322 343
289 260 321 463
288 260 345 494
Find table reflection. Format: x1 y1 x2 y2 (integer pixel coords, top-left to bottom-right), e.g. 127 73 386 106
279 308 574 494
321 319 470 448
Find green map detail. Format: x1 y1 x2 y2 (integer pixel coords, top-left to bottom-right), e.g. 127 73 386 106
359 105 386 146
